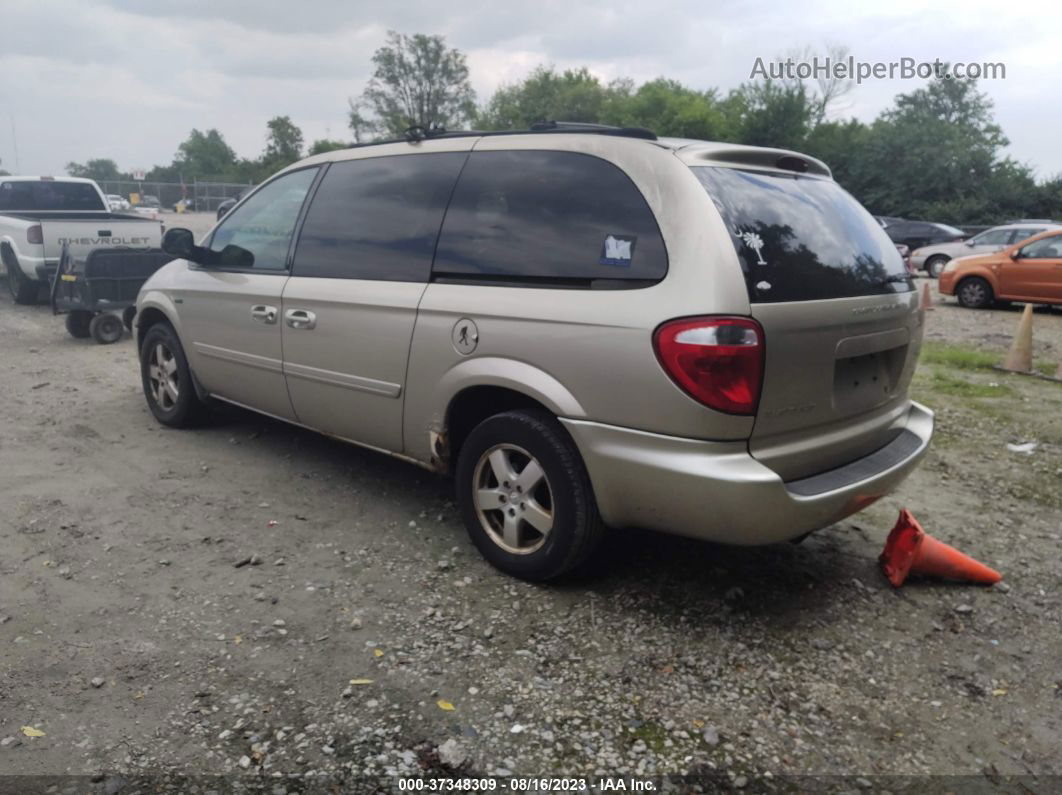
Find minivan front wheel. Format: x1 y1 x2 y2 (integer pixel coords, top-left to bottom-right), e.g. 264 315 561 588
956 276 993 309
456 410 603 581
139 322 206 427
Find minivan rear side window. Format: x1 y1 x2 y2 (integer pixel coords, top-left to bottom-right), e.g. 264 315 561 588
694 167 912 303
293 153 467 282
433 151 667 287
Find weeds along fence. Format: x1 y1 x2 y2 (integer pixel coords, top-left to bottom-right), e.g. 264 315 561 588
97 180 253 212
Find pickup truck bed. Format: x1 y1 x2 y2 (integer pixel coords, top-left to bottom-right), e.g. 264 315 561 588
2 210 163 304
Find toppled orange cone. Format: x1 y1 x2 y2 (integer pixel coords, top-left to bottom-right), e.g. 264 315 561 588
880 509 1002 587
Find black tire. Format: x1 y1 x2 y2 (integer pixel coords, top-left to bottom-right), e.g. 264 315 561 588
926 255 949 279
956 276 993 309
122 306 137 331
455 409 604 581
3 248 39 305
65 311 93 339
89 313 123 344
139 321 207 427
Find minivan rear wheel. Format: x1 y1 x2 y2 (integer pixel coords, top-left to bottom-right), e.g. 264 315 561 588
956 276 993 309
455 410 604 581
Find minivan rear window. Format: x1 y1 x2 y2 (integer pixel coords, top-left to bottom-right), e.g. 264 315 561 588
433 150 667 287
694 167 912 303
0 180 106 212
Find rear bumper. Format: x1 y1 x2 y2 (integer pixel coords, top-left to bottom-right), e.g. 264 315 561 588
561 401 934 545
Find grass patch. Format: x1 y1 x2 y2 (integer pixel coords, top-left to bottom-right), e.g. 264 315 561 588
920 342 999 371
929 370 1015 398
628 721 670 753
920 341 1056 376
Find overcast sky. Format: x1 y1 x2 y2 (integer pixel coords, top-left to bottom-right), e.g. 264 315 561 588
1 0 1059 179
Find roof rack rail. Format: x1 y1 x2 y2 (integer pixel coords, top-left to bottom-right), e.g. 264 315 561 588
338 120 659 152
529 120 657 140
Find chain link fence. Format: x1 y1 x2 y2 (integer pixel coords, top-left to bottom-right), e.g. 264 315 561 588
97 180 253 212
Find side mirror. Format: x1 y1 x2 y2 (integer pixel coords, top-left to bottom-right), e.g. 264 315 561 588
1010 249 1021 260
162 227 200 261
964 240 974 247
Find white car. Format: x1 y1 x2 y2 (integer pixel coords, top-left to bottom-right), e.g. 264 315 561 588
911 223 1060 277
106 194 131 212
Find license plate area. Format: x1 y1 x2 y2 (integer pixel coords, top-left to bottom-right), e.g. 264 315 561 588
833 347 907 415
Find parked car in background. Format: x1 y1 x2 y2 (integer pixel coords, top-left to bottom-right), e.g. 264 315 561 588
0 176 162 304
938 228 1062 309
875 215 905 228
216 186 253 220
910 223 1059 277
136 126 931 580
885 220 965 253
106 194 131 211
134 195 162 220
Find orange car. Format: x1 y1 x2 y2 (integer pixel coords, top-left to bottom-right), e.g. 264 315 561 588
939 228 1062 308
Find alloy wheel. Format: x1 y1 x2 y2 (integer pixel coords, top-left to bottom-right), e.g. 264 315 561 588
148 342 180 411
472 443 554 555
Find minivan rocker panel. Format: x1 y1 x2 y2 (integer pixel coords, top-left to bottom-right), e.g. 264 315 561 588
137 129 933 580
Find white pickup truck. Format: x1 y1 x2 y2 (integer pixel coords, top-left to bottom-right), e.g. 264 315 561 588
1 176 163 304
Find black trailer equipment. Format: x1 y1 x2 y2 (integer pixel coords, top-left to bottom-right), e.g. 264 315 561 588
50 243 172 344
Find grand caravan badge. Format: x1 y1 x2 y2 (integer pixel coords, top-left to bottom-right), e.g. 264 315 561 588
599 234 637 267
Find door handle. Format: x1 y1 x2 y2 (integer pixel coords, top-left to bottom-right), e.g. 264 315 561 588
250 304 278 324
285 308 317 330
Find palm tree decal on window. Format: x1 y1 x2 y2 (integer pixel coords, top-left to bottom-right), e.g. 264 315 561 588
736 229 768 265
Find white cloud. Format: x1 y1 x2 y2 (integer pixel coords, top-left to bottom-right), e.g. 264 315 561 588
0 0 1059 180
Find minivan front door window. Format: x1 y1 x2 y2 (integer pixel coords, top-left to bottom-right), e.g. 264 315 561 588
208 168 319 271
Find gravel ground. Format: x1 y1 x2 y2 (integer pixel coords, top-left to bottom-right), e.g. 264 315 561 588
1 277 1060 790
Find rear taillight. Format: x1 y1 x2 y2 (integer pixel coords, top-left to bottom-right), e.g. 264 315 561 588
653 316 764 415
27 225 43 245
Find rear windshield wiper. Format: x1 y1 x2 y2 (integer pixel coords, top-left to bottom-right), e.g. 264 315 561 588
880 273 913 286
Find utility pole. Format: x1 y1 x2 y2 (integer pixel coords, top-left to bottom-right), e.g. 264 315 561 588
9 112 20 174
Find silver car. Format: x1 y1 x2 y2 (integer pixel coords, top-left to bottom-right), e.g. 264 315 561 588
912 223 1059 278
136 126 933 580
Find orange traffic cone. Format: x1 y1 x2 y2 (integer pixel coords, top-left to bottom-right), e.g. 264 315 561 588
879 510 1002 588
919 282 935 311
1002 304 1034 372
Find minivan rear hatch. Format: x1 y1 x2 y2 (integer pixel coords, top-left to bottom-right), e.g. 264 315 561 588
692 164 921 482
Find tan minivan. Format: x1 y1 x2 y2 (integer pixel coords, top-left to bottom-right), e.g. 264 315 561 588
136 123 933 580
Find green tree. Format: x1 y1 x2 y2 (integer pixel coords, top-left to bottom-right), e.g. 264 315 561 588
728 81 814 151
603 78 733 140
65 158 123 181
856 77 1016 222
174 129 237 179
358 31 476 136
801 118 869 189
478 66 610 129
263 115 304 167
308 139 350 155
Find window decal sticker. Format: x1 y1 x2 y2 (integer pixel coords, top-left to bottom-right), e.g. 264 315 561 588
737 229 767 265
600 234 636 267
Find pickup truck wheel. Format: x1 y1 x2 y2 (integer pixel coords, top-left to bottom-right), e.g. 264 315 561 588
455 409 604 581
89 313 123 344
139 322 207 427
65 311 93 339
3 250 39 305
